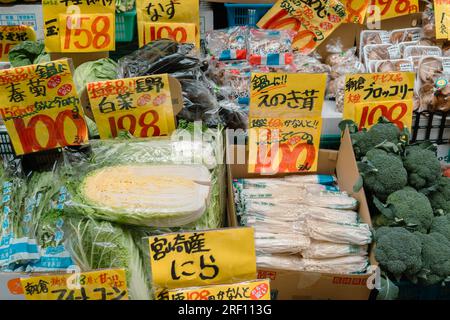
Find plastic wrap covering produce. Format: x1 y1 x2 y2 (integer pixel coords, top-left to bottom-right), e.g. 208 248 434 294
247 28 295 66
302 241 368 259
306 219 372 245
293 54 331 74
62 128 225 229
257 254 304 272
206 26 248 61
254 232 310 254
74 58 119 95
372 59 414 73
421 1 437 40
8 40 50 67
417 56 450 112
115 0 134 12
64 217 151 300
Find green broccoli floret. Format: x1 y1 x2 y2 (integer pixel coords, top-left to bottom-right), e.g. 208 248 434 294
375 227 422 281
358 149 408 201
415 232 450 285
374 187 434 233
427 177 450 215
430 215 450 241
351 122 400 159
403 145 441 189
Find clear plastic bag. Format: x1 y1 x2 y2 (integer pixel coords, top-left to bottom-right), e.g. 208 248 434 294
417 56 450 112
306 219 372 245
256 253 304 272
302 256 369 274
247 28 295 66
301 241 368 259
372 59 414 73
389 28 422 44
254 232 310 254
206 26 248 61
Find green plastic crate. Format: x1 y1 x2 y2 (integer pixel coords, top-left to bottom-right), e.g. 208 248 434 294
115 10 137 42
320 134 341 150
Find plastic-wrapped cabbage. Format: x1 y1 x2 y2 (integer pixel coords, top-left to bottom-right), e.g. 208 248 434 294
63 129 225 229
73 58 118 94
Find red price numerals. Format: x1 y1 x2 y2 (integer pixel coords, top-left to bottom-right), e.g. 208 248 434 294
186 290 210 300
369 0 417 16
62 15 112 51
148 26 188 43
0 43 13 61
107 110 161 138
13 110 87 154
358 102 408 130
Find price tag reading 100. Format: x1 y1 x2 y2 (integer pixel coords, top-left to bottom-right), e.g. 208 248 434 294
59 14 114 52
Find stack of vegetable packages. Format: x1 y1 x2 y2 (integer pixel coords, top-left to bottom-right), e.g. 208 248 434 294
0 40 228 300
233 174 373 275
347 118 450 293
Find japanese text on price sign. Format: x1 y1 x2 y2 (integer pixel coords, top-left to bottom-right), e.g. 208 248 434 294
136 0 199 47
434 0 449 39
257 0 347 54
367 0 419 21
343 72 415 130
21 269 129 300
148 228 256 296
87 74 181 139
159 279 271 301
140 22 196 47
42 0 115 53
0 25 36 62
342 0 370 24
248 73 326 174
0 59 88 155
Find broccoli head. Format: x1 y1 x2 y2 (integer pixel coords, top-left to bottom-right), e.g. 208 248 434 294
351 122 400 159
415 232 450 285
430 214 450 241
375 227 422 281
374 187 434 233
427 177 450 215
403 146 441 190
359 149 408 201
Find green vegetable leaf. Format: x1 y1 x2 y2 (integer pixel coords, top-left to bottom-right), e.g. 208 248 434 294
353 175 364 193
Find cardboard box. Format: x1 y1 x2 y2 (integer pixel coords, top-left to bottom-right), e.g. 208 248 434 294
226 129 374 300
0 4 44 40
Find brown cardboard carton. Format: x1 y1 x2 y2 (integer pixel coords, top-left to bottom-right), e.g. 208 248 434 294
226 129 375 300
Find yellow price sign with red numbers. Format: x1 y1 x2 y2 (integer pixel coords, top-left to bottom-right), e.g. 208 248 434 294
21 269 129 300
140 22 196 47
160 280 271 301
59 14 115 52
0 59 88 155
43 0 115 53
148 228 256 294
367 0 419 21
87 74 181 139
0 25 36 62
343 72 415 131
136 0 199 48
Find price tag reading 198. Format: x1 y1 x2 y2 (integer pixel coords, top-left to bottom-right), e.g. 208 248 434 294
59 14 114 52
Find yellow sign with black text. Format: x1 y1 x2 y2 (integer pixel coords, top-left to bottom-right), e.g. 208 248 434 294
21 269 129 300
0 25 36 62
0 59 88 155
434 0 449 39
148 228 257 293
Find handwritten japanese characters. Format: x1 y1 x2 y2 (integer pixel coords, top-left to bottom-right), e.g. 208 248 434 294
160 280 271 300
0 59 88 155
21 269 128 300
248 73 326 174
0 25 36 62
87 74 176 139
43 0 115 52
343 72 415 130
257 0 347 54
136 0 199 47
148 228 257 292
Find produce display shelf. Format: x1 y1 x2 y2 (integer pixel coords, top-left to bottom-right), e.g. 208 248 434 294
116 9 137 42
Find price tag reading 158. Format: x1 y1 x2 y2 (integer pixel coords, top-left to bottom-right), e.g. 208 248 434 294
59 14 115 52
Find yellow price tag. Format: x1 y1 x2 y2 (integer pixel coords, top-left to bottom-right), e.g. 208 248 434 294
148 228 257 293
342 0 370 24
247 73 326 174
140 22 196 48
343 72 415 129
136 0 200 48
21 269 129 300
160 279 271 301
257 0 347 54
434 0 449 39
0 25 36 62
367 0 419 21
59 14 115 52
0 59 88 155
354 100 413 131
87 74 177 139
43 0 115 53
